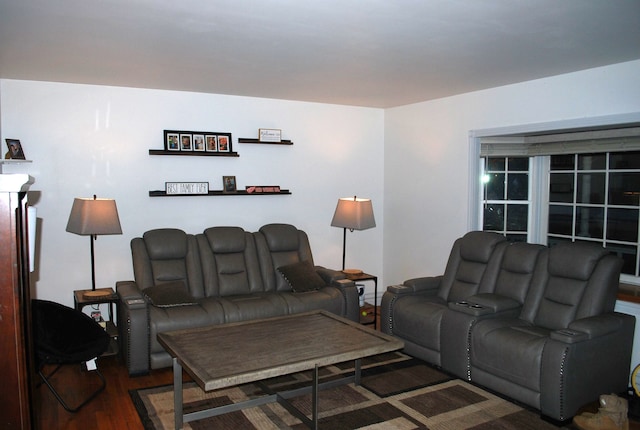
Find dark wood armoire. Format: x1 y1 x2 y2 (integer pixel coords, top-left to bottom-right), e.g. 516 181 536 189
0 174 35 429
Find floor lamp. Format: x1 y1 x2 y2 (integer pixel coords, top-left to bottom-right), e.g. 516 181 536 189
66 195 122 298
331 196 376 272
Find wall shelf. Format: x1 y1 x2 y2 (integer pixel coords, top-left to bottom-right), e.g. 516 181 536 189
238 138 293 145
149 189 291 197
0 159 32 173
148 149 239 157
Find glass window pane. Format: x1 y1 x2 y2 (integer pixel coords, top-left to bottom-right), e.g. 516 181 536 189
550 154 574 170
487 157 505 171
485 173 505 200
611 151 640 169
575 206 604 239
506 173 528 200
548 205 573 236
607 208 639 242
508 157 529 171
483 204 504 231
576 173 605 204
549 173 574 203
578 153 606 170
506 204 528 231
607 243 637 276
609 172 640 206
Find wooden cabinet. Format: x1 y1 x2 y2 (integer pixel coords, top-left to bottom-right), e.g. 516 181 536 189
0 174 35 429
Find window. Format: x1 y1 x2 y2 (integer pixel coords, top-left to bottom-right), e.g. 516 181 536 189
476 124 640 282
482 157 529 242
548 151 640 276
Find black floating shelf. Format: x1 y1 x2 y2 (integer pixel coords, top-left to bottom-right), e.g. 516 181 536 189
149 149 239 157
238 138 293 145
149 189 291 197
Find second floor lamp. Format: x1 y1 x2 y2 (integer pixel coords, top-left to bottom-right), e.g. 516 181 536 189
331 196 376 272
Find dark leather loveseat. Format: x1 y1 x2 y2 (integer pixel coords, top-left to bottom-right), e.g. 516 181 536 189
381 231 635 422
117 223 359 375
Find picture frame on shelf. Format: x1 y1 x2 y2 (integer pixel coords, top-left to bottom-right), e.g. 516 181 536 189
180 134 193 151
223 176 236 193
193 134 205 151
259 128 282 142
5 139 25 160
218 134 231 152
205 135 218 152
165 132 180 151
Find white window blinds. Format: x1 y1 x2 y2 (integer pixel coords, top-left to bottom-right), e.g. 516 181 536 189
480 126 640 157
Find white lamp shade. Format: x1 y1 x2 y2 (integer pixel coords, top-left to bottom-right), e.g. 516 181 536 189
331 197 376 231
66 197 122 236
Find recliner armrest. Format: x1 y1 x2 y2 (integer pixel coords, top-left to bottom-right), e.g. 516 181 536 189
316 266 346 283
550 313 629 344
116 280 151 376
387 275 442 295
331 278 359 322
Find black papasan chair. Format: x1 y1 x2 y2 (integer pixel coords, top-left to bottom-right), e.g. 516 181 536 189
32 299 111 412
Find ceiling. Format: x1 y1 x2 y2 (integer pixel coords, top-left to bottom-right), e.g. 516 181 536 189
0 1 639 108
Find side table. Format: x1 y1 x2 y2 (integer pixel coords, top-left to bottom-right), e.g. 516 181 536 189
344 272 378 328
73 287 119 358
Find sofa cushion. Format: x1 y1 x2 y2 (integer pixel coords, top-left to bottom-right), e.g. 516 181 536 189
144 281 197 307
277 260 326 292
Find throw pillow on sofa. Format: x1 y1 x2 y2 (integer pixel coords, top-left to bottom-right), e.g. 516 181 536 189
277 260 326 292
143 281 198 307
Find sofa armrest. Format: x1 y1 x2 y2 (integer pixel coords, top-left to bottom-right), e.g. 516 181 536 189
331 278 359 322
116 280 151 376
400 275 443 295
316 266 347 283
550 313 630 344
541 312 635 420
448 293 522 317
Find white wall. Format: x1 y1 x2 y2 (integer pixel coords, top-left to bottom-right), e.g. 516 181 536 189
383 59 640 286
0 80 385 307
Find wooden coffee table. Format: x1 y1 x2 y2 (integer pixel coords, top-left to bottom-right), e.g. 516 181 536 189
157 310 404 429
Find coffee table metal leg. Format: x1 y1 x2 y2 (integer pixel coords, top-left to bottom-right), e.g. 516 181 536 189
312 364 319 430
173 358 183 430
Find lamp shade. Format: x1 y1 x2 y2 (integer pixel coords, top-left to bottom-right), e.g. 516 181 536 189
66 197 122 236
331 197 376 231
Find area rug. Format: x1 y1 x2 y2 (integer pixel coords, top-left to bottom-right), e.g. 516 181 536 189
130 352 569 429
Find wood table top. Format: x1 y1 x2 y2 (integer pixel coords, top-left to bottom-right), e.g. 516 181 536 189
157 310 404 392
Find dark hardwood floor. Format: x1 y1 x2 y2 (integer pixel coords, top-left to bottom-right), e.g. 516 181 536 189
35 359 174 430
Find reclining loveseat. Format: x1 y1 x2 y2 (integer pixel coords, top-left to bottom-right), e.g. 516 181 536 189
117 223 359 375
381 231 635 422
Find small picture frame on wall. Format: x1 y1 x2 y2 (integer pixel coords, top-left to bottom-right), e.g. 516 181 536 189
218 134 231 152
180 134 193 151
193 134 205 151
205 135 218 152
165 132 180 151
223 176 236 193
5 139 26 160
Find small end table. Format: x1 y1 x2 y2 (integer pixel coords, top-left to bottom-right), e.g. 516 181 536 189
344 272 378 328
73 287 119 358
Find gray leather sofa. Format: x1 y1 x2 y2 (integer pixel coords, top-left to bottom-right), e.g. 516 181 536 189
381 231 635 422
117 223 359 376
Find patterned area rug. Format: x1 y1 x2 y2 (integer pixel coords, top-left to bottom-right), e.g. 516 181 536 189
130 352 568 429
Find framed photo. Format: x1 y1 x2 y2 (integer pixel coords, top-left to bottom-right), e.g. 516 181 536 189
205 135 218 152
259 128 282 142
180 134 193 151
193 134 205 152
217 134 231 152
5 139 25 160
165 132 180 151
223 176 236 193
